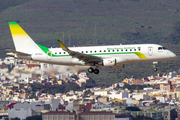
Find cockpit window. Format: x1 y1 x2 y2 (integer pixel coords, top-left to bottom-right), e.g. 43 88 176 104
162 47 167 50
158 47 167 50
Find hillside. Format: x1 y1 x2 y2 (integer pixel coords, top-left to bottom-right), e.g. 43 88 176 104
0 0 180 85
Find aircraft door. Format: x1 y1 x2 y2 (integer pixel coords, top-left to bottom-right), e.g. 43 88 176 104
47 51 52 60
148 47 153 56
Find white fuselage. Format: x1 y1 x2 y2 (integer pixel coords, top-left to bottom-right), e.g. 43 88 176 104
25 44 176 67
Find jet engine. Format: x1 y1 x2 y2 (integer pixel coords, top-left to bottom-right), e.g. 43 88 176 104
102 58 116 66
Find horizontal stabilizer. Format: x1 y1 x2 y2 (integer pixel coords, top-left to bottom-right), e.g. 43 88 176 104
6 49 31 56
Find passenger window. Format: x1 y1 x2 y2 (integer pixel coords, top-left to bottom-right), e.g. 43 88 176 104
138 49 140 51
82 51 83 53
86 51 88 53
117 50 119 52
134 49 136 51
130 49 132 51
90 51 92 53
59 52 61 54
125 49 127 51
64 52 66 54
112 50 114 52
121 49 123 52
99 50 101 52
55 52 57 54
104 50 106 52
95 51 96 53
108 50 110 52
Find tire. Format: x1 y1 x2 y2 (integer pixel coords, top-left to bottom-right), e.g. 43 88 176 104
153 68 157 72
88 68 94 73
94 69 99 74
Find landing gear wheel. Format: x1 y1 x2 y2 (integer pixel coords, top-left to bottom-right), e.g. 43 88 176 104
153 68 157 72
152 61 158 72
94 69 99 74
88 68 94 73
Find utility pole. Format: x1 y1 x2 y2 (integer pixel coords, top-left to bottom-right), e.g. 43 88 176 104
168 104 170 120
69 31 70 47
63 32 64 43
94 22 97 45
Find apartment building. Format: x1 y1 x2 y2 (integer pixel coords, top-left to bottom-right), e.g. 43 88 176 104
42 111 75 120
78 111 115 120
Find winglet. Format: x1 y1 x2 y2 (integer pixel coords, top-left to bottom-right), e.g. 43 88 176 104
57 40 69 51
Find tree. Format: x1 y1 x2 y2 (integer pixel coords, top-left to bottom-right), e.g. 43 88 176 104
82 89 91 97
135 115 154 120
12 117 20 120
170 109 177 120
125 107 141 111
9 91 13 97
26 115 42 120
116 84 120 90
130 89 134 93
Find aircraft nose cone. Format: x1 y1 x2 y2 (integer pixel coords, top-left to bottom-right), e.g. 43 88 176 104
170 52 177 59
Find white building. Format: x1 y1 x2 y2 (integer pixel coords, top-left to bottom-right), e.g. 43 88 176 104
8 108 32 120
132 94 151 100
108 90 129 99
78 72 89 83
123 98 136 106
94 90 109 96
156 97 167 103
168 71 177 78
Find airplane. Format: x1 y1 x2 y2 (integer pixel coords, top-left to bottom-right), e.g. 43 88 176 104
6 22 177 74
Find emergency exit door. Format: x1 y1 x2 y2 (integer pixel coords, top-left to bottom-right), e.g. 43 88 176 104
148 47 153 56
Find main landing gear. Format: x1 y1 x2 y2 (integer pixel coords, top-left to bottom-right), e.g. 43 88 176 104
88 67 100 74
153 61 158 72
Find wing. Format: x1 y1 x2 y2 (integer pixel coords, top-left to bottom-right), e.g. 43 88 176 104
57 40 101 62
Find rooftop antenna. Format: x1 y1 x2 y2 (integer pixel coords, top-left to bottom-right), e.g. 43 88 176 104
94 22 97 45
63 32 64 43
69 31 70 47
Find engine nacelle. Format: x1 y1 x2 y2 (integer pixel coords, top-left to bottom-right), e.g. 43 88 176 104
103 58 116 66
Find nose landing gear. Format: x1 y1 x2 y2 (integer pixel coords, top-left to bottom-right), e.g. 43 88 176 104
88 67 100 74
153 61 158 72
